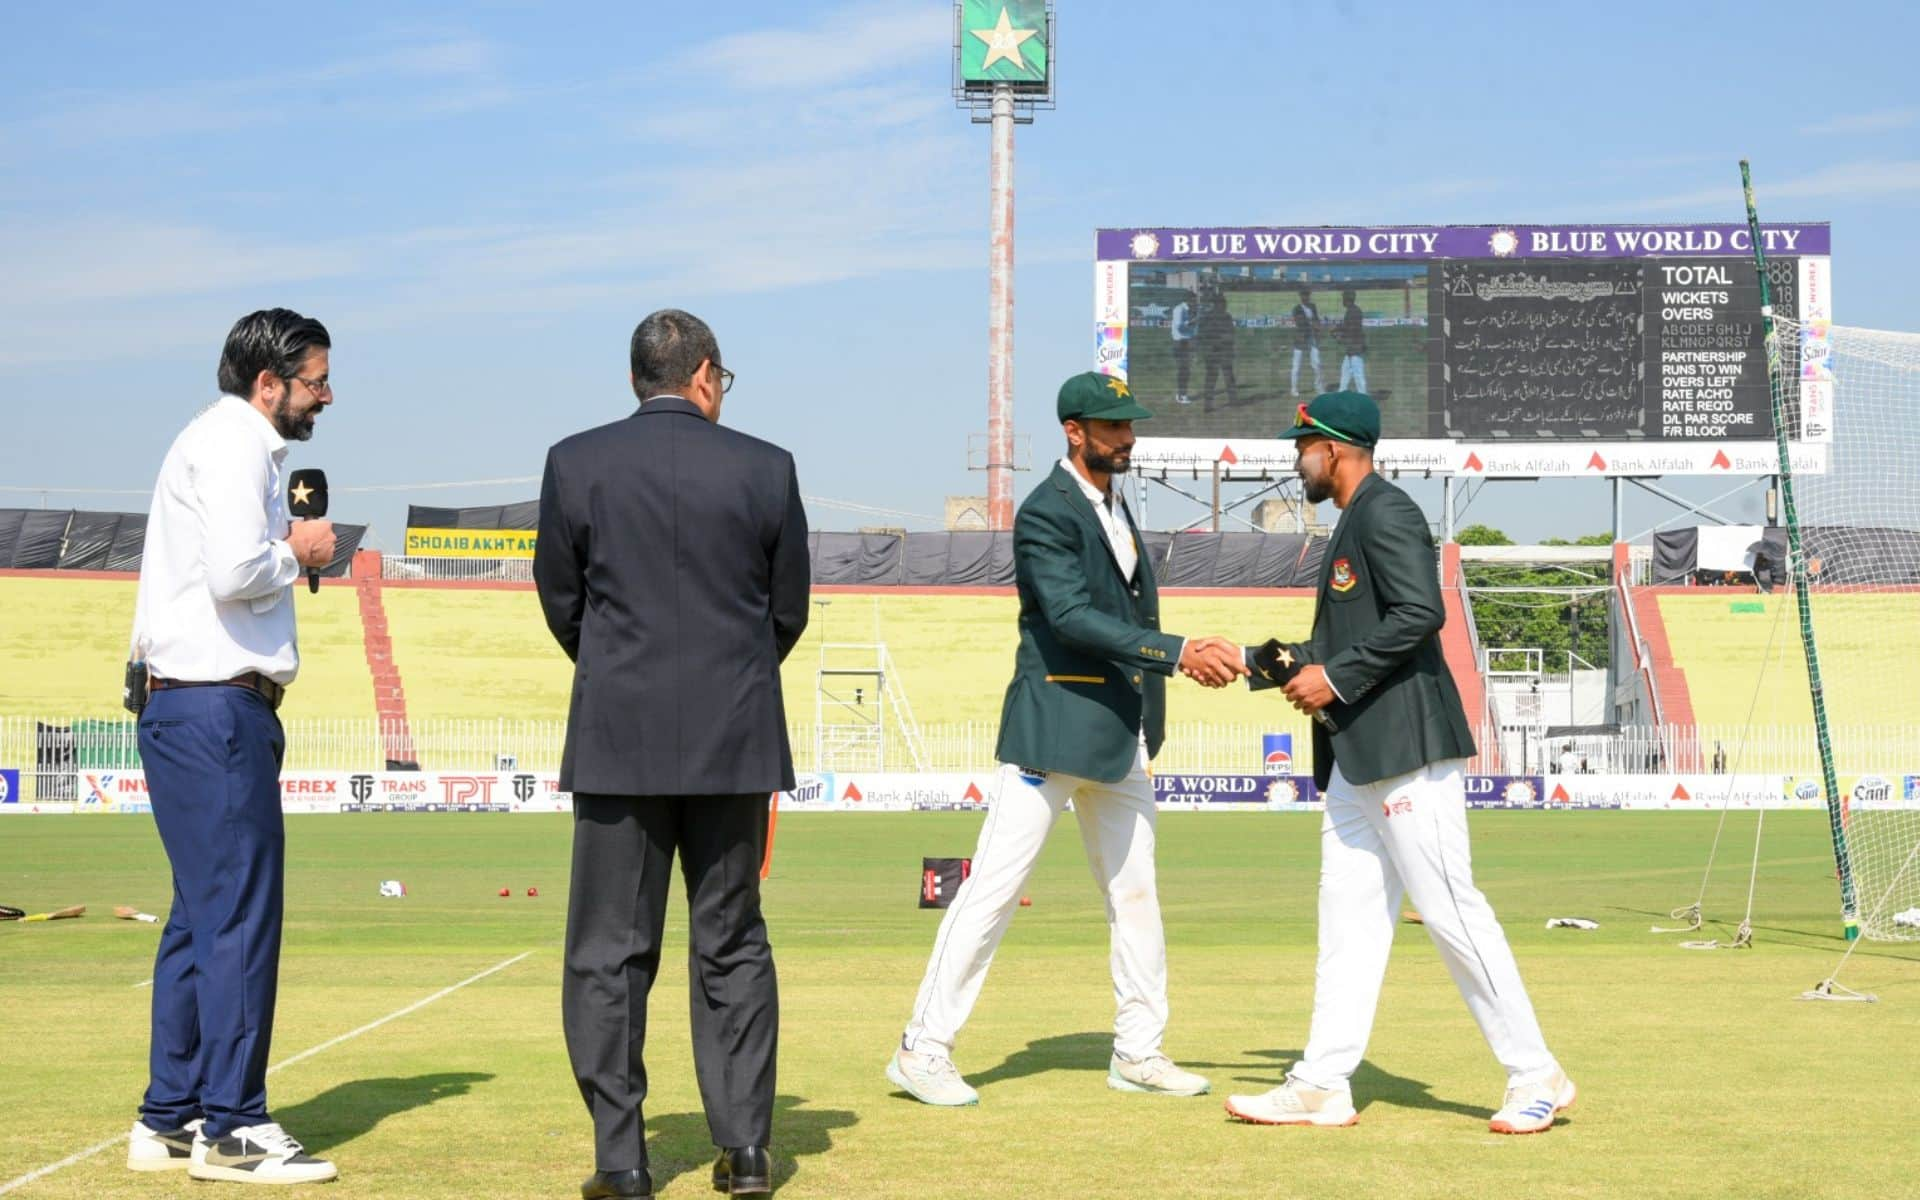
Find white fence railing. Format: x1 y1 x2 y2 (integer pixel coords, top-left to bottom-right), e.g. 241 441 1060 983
5 714 1915 803
380 555 534 583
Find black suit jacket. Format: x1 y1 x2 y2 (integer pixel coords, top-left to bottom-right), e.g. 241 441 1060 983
1253 473 1475 788
534 396 811 796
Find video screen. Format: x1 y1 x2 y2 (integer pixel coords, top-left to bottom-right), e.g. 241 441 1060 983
1124 262 1432 439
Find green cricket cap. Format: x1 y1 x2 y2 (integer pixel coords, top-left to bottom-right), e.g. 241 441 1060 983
1057 372 1154 423
1277 390 1380 447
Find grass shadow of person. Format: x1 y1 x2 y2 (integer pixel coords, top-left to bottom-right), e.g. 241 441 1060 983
271 1071 494 1154
1227 1049 1491 1121
644 1093 855 1193
955 1031 1115 1093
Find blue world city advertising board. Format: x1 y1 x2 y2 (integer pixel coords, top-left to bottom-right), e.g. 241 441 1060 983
1094 221 1833 478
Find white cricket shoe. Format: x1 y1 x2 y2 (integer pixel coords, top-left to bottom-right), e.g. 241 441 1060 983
127 1117 203 1171
1489 1068 1576 1134
886 1048 980 1107
1108 1052 1210 1096
188 1122 338 1184
1224 1076 1358 1127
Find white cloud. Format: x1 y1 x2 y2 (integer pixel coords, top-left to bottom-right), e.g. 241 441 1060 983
0 11 990 368
1798 108 1919 137
1622 160 1920 213
12 35 514 143
683 3 950 90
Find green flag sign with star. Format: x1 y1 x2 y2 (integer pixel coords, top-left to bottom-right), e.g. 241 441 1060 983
958 0 1048 89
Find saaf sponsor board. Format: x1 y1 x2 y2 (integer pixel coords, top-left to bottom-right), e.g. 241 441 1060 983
777 773 838 810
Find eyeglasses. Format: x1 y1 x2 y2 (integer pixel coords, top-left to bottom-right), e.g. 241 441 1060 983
1293 403 1347 443
287 374 332 396
714 364 735 394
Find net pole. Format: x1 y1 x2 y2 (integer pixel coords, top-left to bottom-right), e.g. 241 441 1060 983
1739 158 1859 940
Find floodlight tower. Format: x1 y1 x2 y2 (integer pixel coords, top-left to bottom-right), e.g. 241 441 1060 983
955 2 1053 528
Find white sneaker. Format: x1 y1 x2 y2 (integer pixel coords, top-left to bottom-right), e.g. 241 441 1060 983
1224 1075 1358 1127
886 1048 980 1107
127 1117 203 1171
1489 1068 1576 1134
1108 1052 1210 1096
189 1122 338 1184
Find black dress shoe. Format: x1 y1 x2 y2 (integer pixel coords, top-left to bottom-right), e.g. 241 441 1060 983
583 1167 653 1199
710 1146 771 1196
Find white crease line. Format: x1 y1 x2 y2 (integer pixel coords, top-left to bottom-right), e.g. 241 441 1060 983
133 978 151 989
0 950 534 1197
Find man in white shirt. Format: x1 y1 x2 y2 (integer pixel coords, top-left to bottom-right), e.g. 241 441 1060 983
124 309 340 1187
1168 291 1196 406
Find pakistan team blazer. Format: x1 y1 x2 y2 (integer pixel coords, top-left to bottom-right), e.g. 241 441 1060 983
995 463 1183 784
1254 473 1477 789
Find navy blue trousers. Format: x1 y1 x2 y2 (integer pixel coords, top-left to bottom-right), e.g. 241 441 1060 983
136 685 286 1137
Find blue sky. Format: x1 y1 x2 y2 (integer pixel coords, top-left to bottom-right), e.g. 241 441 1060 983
2 1 1915 545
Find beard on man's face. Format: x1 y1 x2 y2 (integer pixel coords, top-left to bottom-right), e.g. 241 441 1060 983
1298 446 1332 502
1085 447 1131 475
272 393 318 442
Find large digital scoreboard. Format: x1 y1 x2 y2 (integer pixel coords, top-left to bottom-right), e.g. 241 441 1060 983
1093 223 1832 476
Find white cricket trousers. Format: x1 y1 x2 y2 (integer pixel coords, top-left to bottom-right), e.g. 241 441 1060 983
901 747 1168 1061
1291 346 1323 392
1339 353 1367 393
1291 759 1559 1090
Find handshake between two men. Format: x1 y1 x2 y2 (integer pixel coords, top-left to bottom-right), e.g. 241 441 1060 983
1177 636 1340 729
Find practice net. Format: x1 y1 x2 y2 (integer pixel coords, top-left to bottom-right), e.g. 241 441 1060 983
1774 315 1920 942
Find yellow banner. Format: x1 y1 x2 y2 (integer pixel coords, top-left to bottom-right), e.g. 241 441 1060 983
403 527 538 559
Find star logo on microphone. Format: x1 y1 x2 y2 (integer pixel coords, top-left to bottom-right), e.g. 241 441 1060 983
290 481 314 507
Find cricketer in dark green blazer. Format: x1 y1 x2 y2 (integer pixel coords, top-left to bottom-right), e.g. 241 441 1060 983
1250 392 1477 789
993 373 1227 784
994 461 1181 783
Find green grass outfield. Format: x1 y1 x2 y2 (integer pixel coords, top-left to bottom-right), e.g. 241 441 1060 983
4 813 1917 1199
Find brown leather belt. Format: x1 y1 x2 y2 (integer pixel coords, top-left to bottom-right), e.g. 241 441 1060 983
150 671 286 711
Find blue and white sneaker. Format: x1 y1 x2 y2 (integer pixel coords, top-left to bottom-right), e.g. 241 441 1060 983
1489 1068 1576 1134
127 1117 204 1171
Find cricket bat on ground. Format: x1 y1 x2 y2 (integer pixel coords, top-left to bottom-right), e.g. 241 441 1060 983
115 905 161 923
17 905 86 922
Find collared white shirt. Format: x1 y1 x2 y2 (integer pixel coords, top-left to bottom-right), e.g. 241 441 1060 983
132 396 302 685
1060 457 1138 580
1169 302 1194 342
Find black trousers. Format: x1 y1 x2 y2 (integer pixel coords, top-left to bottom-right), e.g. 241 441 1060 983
563 793 777 1172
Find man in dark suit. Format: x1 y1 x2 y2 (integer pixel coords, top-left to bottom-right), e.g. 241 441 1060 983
1224 392 1573 1136
888 372 1246 1108
535 309 810 1199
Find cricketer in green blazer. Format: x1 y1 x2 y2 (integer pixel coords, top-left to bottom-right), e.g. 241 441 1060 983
1250 392 1477 789
991 372 1223 784
994 459 1183 784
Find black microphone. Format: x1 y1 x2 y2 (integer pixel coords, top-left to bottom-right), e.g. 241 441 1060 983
1253 638 1341 734
287 468 329 594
